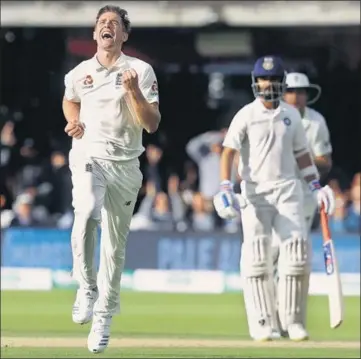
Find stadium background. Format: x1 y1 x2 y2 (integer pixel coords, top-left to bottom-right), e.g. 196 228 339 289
0 1 360 357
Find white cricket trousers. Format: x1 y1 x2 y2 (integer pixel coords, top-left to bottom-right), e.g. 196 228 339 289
302 194 318 231
272 191 317 263
69 151 142 316
241 179 306 241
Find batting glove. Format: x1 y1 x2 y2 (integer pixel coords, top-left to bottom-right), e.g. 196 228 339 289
213 180 247 220
309 180 335 215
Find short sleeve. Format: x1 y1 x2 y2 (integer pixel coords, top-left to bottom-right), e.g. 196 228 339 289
139 65 159 104
64 69 80 103
222 110 247 150
312 118 332 156
293 118 309 153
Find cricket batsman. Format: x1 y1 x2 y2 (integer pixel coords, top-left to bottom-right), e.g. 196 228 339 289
270 72 333 338
213 56 335 341
62 5 160 353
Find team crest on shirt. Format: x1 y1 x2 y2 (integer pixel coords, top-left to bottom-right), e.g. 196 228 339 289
85 163 93 173
115 73 122 88
150 80 158 96
262 57 274 70
283 117 291 126
82 75 94 89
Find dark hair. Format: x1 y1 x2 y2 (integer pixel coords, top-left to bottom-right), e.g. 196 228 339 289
96 5 131 33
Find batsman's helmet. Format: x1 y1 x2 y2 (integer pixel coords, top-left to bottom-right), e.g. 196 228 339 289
251 56 287 102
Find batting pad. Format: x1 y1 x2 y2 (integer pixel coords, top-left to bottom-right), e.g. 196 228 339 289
300 241 312 327
241 236 276 337
277 236 310 331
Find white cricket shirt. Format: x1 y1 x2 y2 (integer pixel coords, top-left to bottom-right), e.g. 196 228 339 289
301 107 332 159
299 106 332 196
64 52 159 161
223 98 308 183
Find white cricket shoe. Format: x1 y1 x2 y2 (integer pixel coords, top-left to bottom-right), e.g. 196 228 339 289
288 323 309 341
252 325 273 341
72 288 98 325
87 314 112 353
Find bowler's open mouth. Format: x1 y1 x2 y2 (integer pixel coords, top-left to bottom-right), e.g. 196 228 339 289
101 31 113 39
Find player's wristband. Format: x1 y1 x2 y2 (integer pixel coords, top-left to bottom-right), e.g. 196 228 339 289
308 179 322 192
220 180 233 191
300 165 319 179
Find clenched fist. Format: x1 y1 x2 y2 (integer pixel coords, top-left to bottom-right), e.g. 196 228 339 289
122 69 139 93
65 121 85 139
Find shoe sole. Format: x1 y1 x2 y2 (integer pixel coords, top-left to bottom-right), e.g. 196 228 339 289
88 345 108 354
253 337 272 342
72 313 93 325
90 349 104 354
290 336 309 342
73 319 92 325
88 340 109 354
271 333 281 340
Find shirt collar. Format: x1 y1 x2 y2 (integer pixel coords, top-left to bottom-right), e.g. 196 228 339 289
254 98 285 116
93 52 127 72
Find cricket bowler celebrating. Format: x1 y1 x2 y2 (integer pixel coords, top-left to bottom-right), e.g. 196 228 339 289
270 72 333 337
62 5 160 353
213 56 335 341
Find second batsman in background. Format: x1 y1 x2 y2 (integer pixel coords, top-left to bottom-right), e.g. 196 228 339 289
271 72 333 338
62 5 160 354
213 56 335 341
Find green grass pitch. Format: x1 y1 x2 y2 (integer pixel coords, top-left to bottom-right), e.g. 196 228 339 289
1 290 360 358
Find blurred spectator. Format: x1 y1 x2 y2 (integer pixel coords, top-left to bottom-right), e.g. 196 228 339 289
185 129 240 227
9 193 43 228
1 121 17 169
327 173 361 234
0 181 13 211
343 172 361 233
1 191 14 229
37 150 73 216
130 176 186 231
186 129 226 201
1 121 18 191
190 192 215 232
0 105 11 128
168 174 188 231
12 138 45 197
180 160 198 192
179 160 198 216
145 144 163 191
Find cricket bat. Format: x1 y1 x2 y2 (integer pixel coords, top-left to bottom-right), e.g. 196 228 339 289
320 207 344 329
